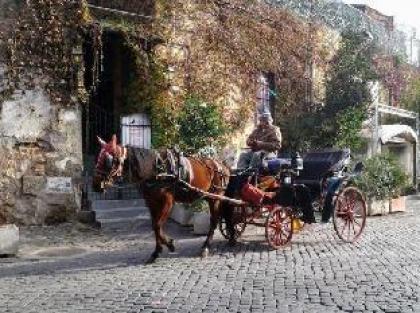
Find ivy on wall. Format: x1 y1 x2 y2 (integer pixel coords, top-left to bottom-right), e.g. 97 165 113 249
87 0 322 149
3 0 88 104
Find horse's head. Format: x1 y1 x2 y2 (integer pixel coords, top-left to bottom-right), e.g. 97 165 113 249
92 134 127 193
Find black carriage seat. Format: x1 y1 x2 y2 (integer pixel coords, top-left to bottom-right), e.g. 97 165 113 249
294 149 350 187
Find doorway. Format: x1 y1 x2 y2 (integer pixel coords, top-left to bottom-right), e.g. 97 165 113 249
81 29 150 199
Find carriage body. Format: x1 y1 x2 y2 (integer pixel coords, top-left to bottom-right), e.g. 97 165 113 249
219 149 367 249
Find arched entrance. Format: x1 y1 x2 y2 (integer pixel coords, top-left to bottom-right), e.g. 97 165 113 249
81 29 151 200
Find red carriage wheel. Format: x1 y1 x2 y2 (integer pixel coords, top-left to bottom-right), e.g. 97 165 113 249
219 206 247 240
265 206 293 249
333 186 367 243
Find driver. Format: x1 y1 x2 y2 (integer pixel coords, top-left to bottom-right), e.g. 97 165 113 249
237 112 282 169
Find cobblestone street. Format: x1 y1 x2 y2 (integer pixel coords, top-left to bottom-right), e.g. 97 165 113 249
2 208 420 313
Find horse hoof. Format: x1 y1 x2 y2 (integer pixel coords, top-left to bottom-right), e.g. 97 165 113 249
228 239 237 247
201 247 210 258
145 254 158 264
168 239 175 252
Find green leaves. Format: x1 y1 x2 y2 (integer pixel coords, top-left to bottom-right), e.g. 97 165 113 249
325 31 376 115
335 106 367 152
177 96 226 153
354 154 409 200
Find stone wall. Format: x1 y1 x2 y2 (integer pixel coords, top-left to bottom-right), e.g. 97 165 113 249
0 1 83 225
0 85 83 225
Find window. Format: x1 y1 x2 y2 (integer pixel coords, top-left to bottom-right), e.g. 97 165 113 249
120 114 151 149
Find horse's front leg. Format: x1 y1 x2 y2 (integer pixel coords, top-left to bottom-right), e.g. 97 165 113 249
201 199 220 258
147 219 163 264
144 190 175 263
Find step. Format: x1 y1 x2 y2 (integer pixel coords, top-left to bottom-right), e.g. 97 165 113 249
87 190 142 201
92 199 146 211
95 206 149 220
99 214 151 226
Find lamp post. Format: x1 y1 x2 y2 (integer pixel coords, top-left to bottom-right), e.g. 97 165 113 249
72 46 85 92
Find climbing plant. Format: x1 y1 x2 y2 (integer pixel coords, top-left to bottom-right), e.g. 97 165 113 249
3 0 88 104
2 0 324 149
400 75 420 113
152 0 322 132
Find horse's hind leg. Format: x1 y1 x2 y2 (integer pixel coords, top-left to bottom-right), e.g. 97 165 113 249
159 195 176 252
201 200 220 258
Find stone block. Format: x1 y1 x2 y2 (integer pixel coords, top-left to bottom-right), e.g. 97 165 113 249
0 89 52 142
0 224 19 256
390 196 406 213
368 198 390 216
170 204 193 226
193 212 210 235
22 175 46 195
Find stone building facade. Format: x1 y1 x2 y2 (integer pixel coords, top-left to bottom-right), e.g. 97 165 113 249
0 0 410 225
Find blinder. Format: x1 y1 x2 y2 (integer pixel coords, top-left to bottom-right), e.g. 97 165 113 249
105 152 114 171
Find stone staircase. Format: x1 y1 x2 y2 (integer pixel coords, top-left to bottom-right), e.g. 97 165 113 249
92 199 150 231
81 173 149 230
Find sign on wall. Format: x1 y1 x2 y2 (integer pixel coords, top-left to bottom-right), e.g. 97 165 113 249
46 177 73 194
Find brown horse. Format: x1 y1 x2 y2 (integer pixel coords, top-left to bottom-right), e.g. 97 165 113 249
92 135 230 263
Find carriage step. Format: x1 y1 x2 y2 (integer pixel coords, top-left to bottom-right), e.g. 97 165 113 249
95 207 149 220
92 199 146 210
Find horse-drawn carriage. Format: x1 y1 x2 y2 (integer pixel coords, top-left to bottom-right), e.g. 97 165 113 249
93 135 367 262
217 149 367 249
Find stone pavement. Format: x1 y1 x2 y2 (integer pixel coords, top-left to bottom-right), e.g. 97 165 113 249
2 207 420 313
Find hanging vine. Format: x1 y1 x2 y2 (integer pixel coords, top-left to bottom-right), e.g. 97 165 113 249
3 0 88 104
2 0 325 148
165 0 319 118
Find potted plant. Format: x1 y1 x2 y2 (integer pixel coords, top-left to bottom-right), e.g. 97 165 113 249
354 154 408 216
390 176 412 213
186 200 210 235
170 203 193 226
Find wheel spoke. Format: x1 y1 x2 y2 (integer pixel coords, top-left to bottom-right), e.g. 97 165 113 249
266 206 293 249
351 220 357 235
340 218 348 235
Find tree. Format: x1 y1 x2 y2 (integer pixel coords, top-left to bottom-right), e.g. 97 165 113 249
177 96 226 153
318 31 377 148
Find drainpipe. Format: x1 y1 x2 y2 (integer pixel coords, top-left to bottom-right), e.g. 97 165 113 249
373 101 379 156
416 113 419 187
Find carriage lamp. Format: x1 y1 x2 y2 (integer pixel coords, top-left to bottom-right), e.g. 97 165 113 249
283 175 292 185
291 152 303 173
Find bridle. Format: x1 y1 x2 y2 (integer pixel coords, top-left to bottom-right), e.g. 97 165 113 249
95 139 128 188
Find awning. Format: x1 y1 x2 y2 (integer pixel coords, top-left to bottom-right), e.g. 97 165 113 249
361 124 418 144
